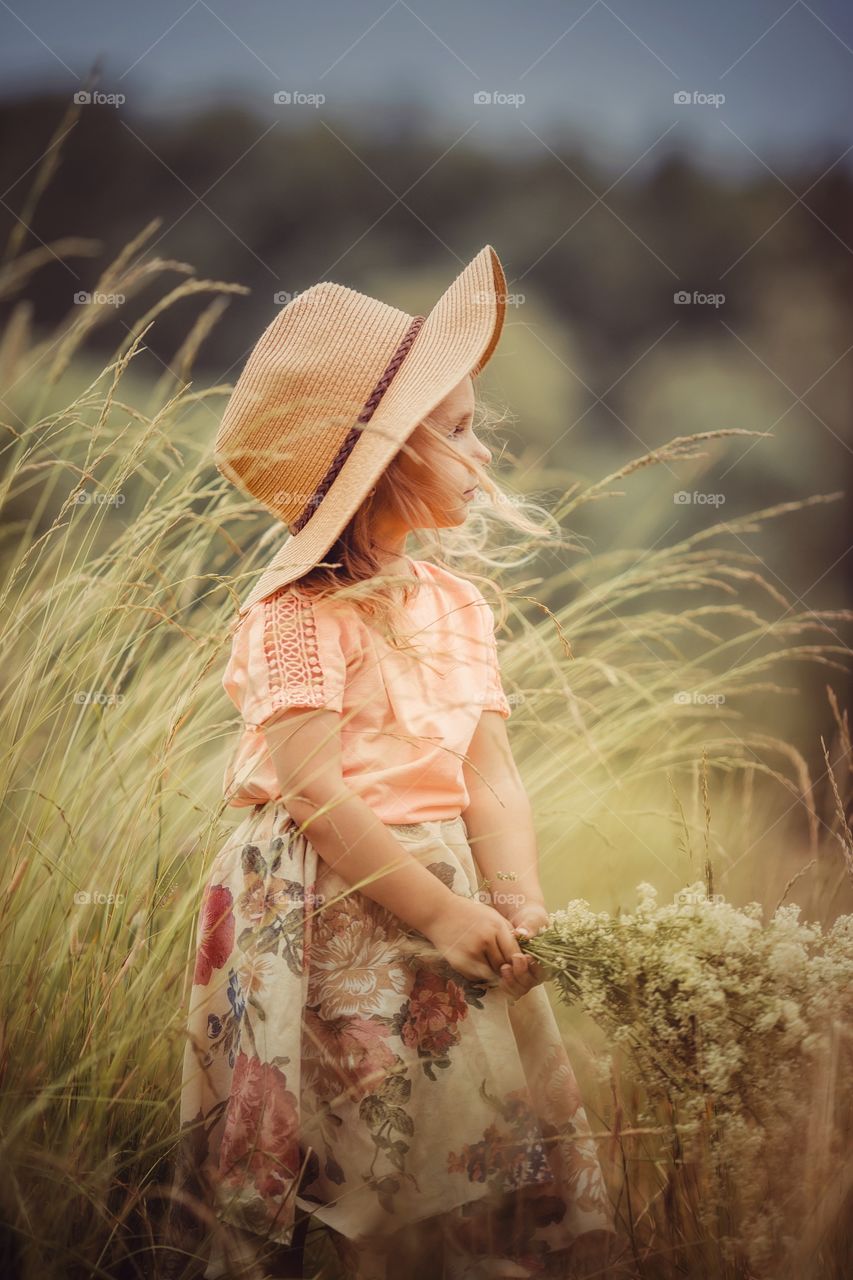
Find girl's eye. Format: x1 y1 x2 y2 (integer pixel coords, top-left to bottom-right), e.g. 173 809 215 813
449 423 466 438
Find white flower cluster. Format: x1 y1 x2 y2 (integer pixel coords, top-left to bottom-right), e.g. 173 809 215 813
525 882 853 1276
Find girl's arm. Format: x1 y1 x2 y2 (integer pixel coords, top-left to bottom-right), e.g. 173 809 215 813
461 711 549 999
461 710 548 932
262 706 524 986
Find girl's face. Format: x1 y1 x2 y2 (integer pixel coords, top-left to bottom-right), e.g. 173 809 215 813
410 374 492 526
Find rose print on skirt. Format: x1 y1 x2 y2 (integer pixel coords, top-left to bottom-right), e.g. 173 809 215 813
166 802 616 1272
193 884 235 987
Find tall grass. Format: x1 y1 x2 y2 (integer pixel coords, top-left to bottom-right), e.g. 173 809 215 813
1 210 851 1278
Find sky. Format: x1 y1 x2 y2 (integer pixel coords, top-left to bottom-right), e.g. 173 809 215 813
1 0 852 177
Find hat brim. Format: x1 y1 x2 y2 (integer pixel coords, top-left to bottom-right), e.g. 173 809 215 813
235 244 507 617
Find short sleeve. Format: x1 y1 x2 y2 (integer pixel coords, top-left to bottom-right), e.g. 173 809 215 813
223 590 347 731
475 592 512 720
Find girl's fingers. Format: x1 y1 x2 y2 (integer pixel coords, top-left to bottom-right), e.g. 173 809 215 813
496 923 523 966
478 962 502 985
500 960 536 1000
515 916 548 938
499 964 524 998
481 935 506 973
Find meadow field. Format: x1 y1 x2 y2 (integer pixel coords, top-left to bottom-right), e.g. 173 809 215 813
1 219 851 1280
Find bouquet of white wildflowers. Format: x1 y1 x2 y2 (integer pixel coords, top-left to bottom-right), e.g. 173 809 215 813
520 881 853 1277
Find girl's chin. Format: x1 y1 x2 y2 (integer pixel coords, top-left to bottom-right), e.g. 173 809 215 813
441 505 470 526
426 501 470 528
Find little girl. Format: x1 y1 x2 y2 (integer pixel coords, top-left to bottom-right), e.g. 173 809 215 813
168 246 618 1280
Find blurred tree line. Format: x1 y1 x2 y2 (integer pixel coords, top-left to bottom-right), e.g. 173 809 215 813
1 92 850 397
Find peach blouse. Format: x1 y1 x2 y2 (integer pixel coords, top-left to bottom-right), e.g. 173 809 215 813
221 558 512 823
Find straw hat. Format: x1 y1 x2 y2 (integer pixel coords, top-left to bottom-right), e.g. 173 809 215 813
214 244 508 616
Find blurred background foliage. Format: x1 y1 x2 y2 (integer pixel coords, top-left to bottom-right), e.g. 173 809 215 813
1 86 850 776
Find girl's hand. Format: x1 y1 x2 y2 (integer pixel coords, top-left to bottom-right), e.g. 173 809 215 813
421 896 527 985
499 901 551 1001
507 901 550 938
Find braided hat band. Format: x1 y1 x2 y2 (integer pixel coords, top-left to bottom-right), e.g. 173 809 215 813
288 314 426 536
213 244 508 617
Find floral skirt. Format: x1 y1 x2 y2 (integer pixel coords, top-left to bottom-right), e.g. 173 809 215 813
168 801 616 1276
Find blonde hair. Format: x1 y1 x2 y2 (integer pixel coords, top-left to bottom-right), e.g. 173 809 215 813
280 387 561 654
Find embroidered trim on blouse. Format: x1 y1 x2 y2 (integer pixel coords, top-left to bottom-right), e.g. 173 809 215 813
262 590 329 712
